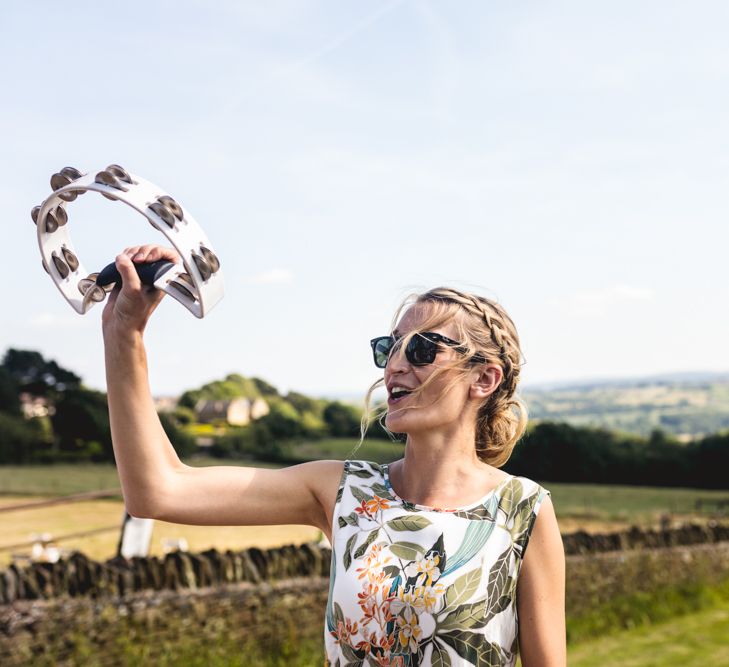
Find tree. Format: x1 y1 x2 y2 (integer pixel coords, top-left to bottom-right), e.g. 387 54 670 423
1 348 81 396
323 402 362 437
51 387 112 460
158 412 197 459
0 367 21 416
0 413 46 463
251 377 279 397
178 373 261 409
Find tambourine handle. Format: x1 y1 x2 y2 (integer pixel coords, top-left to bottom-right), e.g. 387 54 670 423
96 259 175 288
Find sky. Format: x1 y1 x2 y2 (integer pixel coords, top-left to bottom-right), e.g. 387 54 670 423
2 1 728 399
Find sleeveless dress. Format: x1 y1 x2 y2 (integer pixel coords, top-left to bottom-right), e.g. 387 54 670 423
324 459 551 667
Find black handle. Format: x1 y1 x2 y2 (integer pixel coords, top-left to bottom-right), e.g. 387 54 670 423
96 259 175 288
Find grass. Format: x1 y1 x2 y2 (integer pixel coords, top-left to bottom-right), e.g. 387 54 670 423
566 576 729 643
2 439 727 524
288 436 403 464
25 591 729 667
566 600 729 667
547 481 729 527
0 494 320 565
2 440 728 563
0 457 279 496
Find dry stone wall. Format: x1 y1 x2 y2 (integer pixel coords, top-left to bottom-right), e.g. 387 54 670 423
1 577 329 666
0 542 330 604
2 524 729 665
561 520 729 554
2 522 729 605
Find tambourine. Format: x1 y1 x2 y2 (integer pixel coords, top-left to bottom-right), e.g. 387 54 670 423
32 164 223 319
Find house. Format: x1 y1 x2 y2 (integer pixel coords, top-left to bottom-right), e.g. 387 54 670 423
153 396 179 413
194 397 270 426
19 392 55 419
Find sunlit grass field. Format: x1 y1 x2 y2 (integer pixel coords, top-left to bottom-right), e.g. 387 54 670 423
565 601 729 667
1 438 728 564
2 441 729 664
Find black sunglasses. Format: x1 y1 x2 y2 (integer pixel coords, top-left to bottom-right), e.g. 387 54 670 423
369 332 485 369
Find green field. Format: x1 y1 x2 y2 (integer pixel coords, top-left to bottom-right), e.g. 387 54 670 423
46 600 729 666
2 443 729 665
567 601 729 667
1 438 728 529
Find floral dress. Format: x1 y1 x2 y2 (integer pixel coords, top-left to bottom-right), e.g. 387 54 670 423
324 460 551 667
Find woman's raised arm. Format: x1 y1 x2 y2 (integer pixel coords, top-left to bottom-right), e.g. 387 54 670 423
102 245 343 537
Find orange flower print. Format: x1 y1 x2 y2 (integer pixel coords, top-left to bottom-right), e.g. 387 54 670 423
354 500 370 516
372 653 404 667
396 608 423 653
355 543 392 581
366 496 390 514
331 618 359 645
354 495 390 518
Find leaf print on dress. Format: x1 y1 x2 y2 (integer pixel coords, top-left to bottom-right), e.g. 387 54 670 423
438 630 506 667
441 512 497 577
325 462 550 667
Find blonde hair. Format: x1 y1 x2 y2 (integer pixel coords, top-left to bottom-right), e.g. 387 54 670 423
360 287 528 467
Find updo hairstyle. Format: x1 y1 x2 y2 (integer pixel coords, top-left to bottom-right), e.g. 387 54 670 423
361 287 528 467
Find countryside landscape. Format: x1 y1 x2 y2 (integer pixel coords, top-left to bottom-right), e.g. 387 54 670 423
1 347 729 665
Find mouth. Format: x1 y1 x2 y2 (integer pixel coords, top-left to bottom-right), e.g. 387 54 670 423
387 385 413 405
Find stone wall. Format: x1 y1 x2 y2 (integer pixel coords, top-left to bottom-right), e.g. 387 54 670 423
0 542 330 604
2 533 729 665
0 577 330 666
2 522 728 605
561 520 729 554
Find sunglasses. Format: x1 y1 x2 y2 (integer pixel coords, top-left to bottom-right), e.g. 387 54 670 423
369 332 485 369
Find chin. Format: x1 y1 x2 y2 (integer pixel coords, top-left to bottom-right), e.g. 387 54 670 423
384 407 415 434
385 410 436 437
385 400 464 438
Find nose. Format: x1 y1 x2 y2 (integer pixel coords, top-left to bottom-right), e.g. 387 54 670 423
385 341 410 375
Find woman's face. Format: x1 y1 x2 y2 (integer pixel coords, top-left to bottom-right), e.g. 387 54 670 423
383 303 479 437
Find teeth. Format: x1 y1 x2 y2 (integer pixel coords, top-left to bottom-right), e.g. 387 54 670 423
390 386 411 397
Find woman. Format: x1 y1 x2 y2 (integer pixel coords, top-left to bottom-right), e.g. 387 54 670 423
103 245 566 667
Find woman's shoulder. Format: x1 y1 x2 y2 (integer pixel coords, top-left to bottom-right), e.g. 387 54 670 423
341 459 387 477
507 474 552 506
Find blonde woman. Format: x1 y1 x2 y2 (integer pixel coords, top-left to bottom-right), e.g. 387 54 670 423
103 244 566 667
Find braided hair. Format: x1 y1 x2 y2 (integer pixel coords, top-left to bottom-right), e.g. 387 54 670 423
361 287 528 467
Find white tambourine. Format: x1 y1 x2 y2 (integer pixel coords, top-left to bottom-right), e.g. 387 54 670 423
32 164 223 319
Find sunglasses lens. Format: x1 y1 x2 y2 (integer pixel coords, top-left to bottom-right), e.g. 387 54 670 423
373 337 394 368
407 336 438 365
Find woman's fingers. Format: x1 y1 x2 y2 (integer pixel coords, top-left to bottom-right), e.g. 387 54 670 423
124 244 181 264
101 245 180 336
115 253 142 291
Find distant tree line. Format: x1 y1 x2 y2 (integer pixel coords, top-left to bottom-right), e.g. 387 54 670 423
0 347 727 489
0 348 381 465
503 422 729 490
0 348 194 463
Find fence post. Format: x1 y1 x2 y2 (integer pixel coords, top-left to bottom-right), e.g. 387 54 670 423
117 511 154 558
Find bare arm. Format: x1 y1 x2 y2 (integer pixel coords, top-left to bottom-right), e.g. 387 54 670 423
102 245 343 538
516 495 567 667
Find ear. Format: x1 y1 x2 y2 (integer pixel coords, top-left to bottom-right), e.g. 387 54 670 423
469 364 503 401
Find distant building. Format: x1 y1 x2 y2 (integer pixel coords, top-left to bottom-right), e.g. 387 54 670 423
153 396 179 413
194 397 270 426
19 392 55 419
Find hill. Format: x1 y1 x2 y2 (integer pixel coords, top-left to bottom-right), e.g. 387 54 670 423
522 372 729 439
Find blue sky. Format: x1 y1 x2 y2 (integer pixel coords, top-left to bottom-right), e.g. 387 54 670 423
2 1 728 398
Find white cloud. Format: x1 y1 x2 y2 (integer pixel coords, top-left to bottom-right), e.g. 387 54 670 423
247 268 294 285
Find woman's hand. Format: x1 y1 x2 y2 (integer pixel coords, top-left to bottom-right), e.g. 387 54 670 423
102 244 181 337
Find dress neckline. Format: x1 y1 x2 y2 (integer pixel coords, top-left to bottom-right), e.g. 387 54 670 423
381 463 514 513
